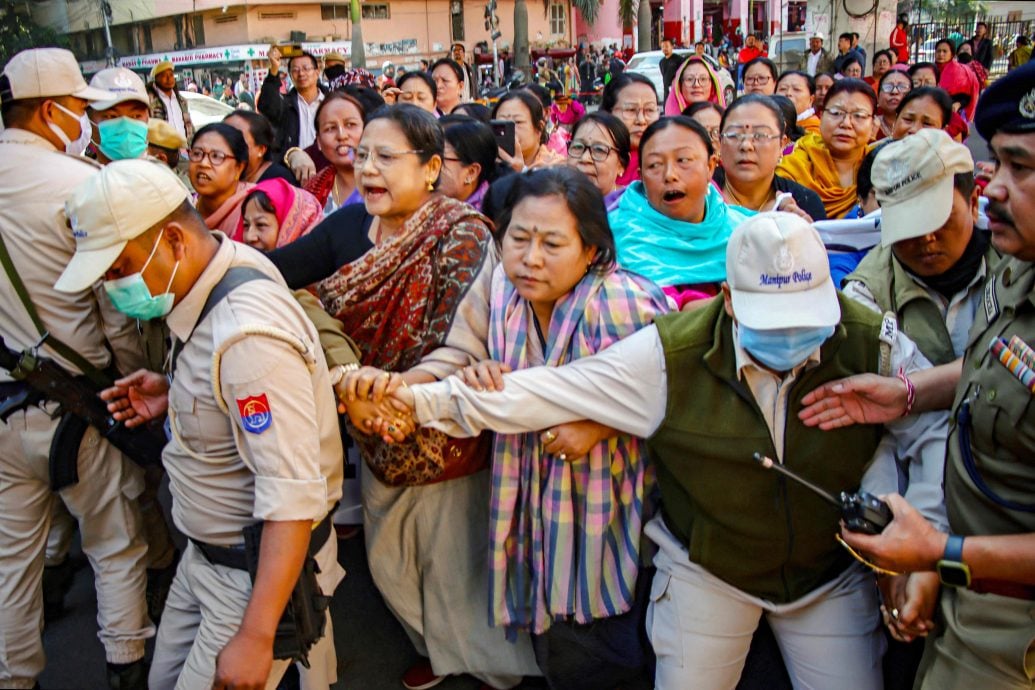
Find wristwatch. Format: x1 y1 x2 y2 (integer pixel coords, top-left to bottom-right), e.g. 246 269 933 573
937 534 971 588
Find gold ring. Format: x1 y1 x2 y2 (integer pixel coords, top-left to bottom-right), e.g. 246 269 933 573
543 430 557 444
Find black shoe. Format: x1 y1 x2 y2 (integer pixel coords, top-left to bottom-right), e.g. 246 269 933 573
42 558 76 622
146 550 180 625
107 659 148 690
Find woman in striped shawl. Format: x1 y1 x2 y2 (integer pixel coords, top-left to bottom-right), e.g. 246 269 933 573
425 167 668 689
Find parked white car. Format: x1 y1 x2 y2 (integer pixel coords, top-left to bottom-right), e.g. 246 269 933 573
626 50 736 105
768 32 808 73
180 90 235 128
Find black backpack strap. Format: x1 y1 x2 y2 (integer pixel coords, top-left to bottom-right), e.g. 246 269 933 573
171 266 271 373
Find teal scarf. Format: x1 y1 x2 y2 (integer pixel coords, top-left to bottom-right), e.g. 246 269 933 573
608 181 748 288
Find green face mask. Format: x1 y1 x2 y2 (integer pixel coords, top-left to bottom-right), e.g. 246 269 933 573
96 117 149 161
102 228 179 320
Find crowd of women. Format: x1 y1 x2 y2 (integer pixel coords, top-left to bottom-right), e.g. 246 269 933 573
162 39 997 690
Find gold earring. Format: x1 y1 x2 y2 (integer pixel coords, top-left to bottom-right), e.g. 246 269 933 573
426 180 435 191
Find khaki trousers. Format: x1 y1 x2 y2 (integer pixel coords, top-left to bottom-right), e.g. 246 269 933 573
149 535 342 690
916 586 1035 689
0 405 153 688
645 516 886 690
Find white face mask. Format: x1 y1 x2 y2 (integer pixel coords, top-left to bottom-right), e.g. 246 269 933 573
48 101 92 157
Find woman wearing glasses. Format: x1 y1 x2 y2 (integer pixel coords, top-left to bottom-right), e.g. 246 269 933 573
714 95 826 222
600 73 659 186
873 69 912 142
741 57 778 96
777 79 877 219
565 111 631 209
188 123 254 235
664 56 728 115
267 105 539 690
608 116 749 310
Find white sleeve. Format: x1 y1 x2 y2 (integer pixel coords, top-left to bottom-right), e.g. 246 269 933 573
411 325 669 439
863 330 949 532
841 280 883 315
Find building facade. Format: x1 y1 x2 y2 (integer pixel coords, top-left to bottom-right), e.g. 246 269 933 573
30 0 575 77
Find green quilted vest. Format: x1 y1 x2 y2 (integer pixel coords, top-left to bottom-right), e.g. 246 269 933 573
845 244 999 365
649 295 884 603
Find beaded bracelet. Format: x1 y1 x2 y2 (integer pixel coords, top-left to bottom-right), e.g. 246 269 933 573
897 368 916 417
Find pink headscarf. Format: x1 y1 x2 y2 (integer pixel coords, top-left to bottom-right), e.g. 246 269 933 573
233 177 324 247
664 56 727 115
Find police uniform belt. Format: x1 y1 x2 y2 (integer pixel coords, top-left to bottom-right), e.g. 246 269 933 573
190 510 334 571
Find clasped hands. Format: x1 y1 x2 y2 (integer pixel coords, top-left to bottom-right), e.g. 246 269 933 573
337 361 614 457
337 366 417 443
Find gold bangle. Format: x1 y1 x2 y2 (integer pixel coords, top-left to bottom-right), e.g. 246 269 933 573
283 146 304 165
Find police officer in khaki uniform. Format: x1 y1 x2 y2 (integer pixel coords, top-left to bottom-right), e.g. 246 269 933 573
55 159 344 690
801 60 1035 690
0 48 154 690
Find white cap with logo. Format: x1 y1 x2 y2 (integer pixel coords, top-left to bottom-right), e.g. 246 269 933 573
55 160 191 293
88 67 150 111
872 128 975 247
726 212 841 330
0 48 115 102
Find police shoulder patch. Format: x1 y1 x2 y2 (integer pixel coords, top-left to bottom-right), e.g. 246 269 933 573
236 393 273 434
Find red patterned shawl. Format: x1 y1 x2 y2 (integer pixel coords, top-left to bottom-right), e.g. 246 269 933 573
317 195 493 485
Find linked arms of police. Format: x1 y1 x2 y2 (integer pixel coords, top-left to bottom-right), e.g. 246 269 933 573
0 336 166 467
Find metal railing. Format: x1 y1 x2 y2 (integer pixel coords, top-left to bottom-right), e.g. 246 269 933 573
909 18 1034 80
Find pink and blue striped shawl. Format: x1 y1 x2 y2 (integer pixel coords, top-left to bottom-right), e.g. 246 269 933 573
486 263 669 635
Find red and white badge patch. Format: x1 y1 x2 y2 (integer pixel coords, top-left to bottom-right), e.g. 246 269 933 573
236 393 273 434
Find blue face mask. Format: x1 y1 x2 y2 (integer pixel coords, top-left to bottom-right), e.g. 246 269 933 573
738 324 835 372
96 117 149 161
103 228 180 320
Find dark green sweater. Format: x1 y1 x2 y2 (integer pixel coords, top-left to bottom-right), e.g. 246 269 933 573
649 295 884 603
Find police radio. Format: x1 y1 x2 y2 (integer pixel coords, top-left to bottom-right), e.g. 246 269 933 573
752 452 892 535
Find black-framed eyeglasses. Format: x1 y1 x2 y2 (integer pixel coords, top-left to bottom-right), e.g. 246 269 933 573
567 140 617 162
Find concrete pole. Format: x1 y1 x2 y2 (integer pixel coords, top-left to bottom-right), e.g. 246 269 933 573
637 0 652 51
514 0 530 79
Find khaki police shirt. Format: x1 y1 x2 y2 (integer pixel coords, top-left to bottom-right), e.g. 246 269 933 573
0 128 147 380
947 256 1035 537
164 235 343 545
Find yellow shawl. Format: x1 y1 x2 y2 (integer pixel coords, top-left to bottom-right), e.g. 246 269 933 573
776 132 861 219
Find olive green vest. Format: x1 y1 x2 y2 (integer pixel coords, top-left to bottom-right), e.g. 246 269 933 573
845 244 1000 365
649 295 884 603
